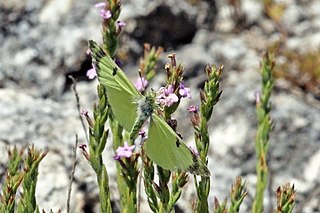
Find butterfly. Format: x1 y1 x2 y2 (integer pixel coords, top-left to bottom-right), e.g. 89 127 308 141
89 40 210 177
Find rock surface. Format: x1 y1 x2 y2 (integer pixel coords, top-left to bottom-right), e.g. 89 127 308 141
0 0 320 212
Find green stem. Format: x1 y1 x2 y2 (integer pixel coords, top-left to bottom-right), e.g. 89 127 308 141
252 52 274 213
88 85 112 213
195 64 222 213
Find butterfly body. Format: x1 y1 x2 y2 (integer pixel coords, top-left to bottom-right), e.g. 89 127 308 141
130 96 154 140
89 40 210 177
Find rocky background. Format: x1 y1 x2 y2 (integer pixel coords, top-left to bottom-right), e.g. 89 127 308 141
1 0 320 212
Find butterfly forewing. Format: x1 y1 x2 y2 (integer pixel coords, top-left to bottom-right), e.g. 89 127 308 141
89 40 142 131
145 114 194 171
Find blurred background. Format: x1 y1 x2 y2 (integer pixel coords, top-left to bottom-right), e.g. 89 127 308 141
0 0 319 212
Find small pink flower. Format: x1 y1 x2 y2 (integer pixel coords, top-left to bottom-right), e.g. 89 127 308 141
87 67 97 79
134 77 148 92
113 142 135 160
188 105 198 113
94 2 112 20
179 82 191 99
156 85 179 107
99 9 112 20
116 21 126 35
166 85 175 94
164 93 179 107
117 21 126 27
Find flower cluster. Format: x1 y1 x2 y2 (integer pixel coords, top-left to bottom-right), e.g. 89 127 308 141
156 82 191 107
156 85 178 107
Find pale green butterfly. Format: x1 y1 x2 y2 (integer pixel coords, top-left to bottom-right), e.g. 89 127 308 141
89 40 210 177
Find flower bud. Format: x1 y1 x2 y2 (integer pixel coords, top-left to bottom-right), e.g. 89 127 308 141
167 53 176 67
79 144 90 161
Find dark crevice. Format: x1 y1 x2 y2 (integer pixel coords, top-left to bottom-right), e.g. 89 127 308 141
63 54 93 92
132 5 197 50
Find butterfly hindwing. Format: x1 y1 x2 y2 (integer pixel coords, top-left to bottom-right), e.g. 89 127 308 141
89 40 142 131
146 114 210 176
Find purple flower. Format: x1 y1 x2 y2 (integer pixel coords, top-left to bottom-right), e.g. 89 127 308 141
188 105 198 113
134 77 148 92
164 93 179 107
87 66 97 79
99 9 112 20
179 82 191 99
166 84 175 94
156 85 179 107
117 21 126 27
113 142 135 160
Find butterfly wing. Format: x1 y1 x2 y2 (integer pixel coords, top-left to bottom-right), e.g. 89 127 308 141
145 114 210 177
89 40 141 131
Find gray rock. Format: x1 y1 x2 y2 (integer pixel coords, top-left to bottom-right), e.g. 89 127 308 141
0 0 100 98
